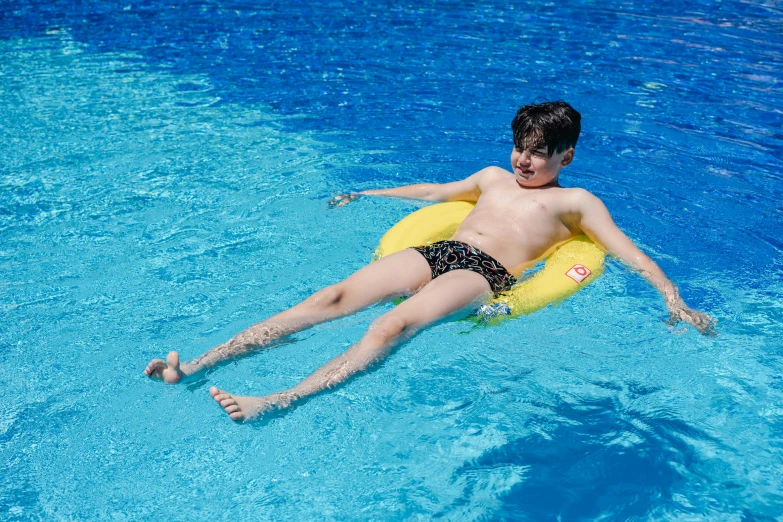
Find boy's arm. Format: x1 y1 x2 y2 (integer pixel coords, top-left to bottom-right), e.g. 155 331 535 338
574 190 715 334
329 167 497 207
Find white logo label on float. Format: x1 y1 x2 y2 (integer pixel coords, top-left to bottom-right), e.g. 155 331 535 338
566 264 591 283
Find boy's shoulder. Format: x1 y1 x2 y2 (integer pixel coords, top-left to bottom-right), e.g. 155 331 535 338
555 187 612 217
470 166 513 189
556 186 599 201
478 165 512 177
545 187 607 215
560 186 593 198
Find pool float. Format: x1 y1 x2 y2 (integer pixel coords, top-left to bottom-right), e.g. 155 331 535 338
375 201 605 322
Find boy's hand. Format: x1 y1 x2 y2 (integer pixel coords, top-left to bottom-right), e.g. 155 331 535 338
328 193 361 208
667 303 717 336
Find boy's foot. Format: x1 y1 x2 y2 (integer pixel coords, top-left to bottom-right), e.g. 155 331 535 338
209 386 292 422
144 351 190 384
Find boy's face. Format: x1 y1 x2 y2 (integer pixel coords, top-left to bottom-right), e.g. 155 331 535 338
510 145 574 188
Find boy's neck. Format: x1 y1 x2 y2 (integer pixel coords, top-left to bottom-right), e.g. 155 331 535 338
516 178 562 190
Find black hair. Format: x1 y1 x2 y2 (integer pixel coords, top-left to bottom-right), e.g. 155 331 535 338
511 100 581 157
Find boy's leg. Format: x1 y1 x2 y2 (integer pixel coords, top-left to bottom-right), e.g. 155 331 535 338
144 249 432 383
210 269 492 421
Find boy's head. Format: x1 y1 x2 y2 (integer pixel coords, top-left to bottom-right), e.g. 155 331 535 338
511 100 581 155
510 101 581 188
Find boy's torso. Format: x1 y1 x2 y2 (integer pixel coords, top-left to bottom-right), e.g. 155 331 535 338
450 167 585 276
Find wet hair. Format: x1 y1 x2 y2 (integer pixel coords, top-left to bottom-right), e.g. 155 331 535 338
511 101 581 157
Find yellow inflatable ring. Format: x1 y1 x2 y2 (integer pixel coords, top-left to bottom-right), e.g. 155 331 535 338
375 201 606 320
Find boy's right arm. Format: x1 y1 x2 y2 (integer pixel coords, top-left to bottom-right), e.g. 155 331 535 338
329 167 497 207
574 189 715 334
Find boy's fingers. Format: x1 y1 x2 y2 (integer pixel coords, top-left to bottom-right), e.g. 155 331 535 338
699 322 718 337
328 194 355 208
667 309 717 336
690 314 717 336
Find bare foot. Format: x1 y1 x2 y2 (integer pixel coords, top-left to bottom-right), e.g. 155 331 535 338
144 351 191 384
209 386 293 422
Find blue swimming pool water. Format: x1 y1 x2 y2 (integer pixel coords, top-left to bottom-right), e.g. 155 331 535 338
2 0 782 519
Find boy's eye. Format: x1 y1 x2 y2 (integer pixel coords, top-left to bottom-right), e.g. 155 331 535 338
515 147 548 158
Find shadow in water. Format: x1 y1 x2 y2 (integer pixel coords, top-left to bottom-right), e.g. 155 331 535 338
446 394 725 520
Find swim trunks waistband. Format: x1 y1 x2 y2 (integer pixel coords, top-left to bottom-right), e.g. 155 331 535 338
412 240 517 296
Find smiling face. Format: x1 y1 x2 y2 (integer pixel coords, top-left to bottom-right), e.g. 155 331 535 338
510 145 574 188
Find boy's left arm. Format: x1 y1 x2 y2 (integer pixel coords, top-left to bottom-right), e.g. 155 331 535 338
573 190 715 334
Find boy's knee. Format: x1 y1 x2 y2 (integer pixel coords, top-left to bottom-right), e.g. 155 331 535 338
369 315 409 341
309 284 345 309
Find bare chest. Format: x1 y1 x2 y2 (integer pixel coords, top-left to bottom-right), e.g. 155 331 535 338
472 187 568 232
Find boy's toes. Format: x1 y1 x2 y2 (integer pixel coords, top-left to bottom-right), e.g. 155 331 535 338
210 387 247 421
144 352 183 383
144 359 166 378
161 351 182 384
210 386 233 405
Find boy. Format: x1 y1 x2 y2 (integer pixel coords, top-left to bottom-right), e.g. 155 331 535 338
145 101 714 422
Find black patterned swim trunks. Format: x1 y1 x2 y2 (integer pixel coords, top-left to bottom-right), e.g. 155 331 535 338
412 240 517 296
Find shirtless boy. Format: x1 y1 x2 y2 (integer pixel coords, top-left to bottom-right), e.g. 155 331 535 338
145 100 714 422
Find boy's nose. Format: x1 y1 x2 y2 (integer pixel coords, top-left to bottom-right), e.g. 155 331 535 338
517 150 532 164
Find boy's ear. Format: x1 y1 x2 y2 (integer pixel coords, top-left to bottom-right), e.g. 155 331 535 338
560 148 574 167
